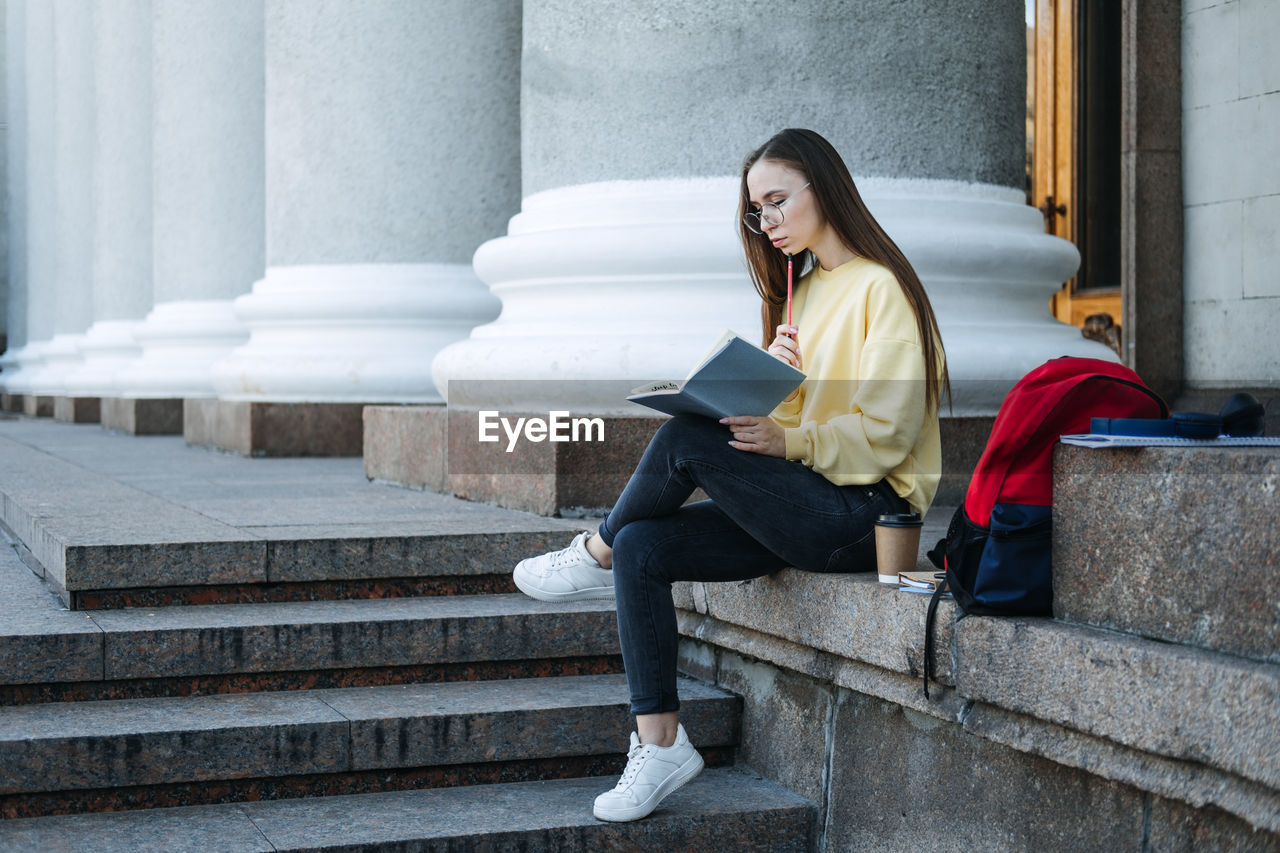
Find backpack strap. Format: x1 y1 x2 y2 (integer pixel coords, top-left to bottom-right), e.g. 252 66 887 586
923 581 948 698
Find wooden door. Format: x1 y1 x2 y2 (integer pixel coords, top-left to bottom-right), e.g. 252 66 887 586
1034 0 1122 343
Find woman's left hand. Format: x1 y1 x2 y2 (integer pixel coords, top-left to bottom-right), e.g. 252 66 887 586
720 416 786 457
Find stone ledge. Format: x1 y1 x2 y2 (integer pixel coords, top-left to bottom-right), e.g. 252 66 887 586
963 700 1280 835
676 612 968 724
671 567 1280 834
362 405 993 515
1053 443 1280 664
676 571 957 684
954 615 1280 795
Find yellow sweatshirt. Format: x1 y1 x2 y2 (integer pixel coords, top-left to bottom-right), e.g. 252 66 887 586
770 256 942 518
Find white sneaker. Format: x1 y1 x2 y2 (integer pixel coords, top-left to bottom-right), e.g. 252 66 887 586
512 532 615 602
592 724 704 822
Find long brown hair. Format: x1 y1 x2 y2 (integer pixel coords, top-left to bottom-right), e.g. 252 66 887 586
739 128 950 414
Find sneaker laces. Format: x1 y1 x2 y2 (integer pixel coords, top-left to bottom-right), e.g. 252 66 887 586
535 536 592 578
613 742 657 791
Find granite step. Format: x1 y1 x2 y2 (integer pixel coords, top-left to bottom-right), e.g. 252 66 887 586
0 768 814 852
0 420 586 609
1 592 623 705
0 673 740 818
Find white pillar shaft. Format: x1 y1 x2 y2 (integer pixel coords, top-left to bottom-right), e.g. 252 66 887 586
10 0 56 394
66 0 154 397
116 0 262 399
4 0 28 358
2 0 30 393
211 0 515 404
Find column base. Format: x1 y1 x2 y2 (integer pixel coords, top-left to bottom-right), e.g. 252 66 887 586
363 406 449 493
1 395 25 413
53 397 101 424
185 399 366 457
100 398 185 435
22 396 54 418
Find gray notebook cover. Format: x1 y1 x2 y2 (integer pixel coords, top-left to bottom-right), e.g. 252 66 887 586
627 330 806 419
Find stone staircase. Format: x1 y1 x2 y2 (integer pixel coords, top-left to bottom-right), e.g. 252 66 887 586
0 418 815 851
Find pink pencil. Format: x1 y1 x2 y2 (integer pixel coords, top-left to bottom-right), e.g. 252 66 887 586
786 253 793 327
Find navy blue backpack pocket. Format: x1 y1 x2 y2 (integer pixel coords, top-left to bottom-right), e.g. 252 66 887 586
973 503 1053 615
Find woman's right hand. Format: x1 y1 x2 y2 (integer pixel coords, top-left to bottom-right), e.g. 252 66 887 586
768 324 802 370
768 324 802 402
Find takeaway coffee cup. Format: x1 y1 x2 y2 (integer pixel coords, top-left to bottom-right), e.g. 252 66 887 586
875 512 923 584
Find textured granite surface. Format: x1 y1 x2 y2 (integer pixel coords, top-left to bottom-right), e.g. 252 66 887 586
0 674 733 796
184 400 368 457
0 543 102 685
0 655 624 708
446 411 664 515
88 594 619 679
314 674 736 771
0 418 580 593
363 404 448 493
70 573 521 610
0 769 813 852
715 648 832 807
677 567 957 683
963 701 1280 837
99 397 184 435
955 616 1280 792
261 530 569 583
1054 444 1280 663
0 690 350 794
0 431 265 589
826 689 1148 851
52 397 100 424
0 802 273 853
1146 794 1280 852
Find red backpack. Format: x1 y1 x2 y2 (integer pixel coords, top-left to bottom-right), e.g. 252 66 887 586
922 357 1168 695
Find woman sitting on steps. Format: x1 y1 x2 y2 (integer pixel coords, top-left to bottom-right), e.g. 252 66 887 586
512 127 948 823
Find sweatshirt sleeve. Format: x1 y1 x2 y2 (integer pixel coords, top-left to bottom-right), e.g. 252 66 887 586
782 278 928 485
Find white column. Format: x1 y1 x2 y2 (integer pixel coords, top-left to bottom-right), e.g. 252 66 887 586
115 0 261 399
5 0 55 396
64 0 153 397
210 0 511 405
0 0 30 390
435 0 1112 416
26 0 96 396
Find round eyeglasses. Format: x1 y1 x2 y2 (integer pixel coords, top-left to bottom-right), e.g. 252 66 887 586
743 182 811 234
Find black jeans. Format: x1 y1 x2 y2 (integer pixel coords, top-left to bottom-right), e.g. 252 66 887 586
596 414 908 715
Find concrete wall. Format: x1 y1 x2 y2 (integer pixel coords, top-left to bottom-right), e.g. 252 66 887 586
1182 0 1280 387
